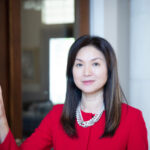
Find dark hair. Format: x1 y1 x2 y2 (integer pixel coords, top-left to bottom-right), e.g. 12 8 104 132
60 35 126 138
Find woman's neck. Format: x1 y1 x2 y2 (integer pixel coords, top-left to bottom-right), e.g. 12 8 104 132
80 90 104 114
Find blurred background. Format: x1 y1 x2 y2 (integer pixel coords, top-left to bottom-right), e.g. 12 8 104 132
0 0 150 146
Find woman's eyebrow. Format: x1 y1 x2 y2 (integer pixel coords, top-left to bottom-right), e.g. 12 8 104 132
75 58 83 62
91 57 103 61
75 57 103 62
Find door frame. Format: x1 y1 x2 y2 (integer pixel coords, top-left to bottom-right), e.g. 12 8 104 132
0 0 89 139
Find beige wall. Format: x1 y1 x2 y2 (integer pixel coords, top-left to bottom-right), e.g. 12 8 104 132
90 0 150 144
90 0 130 99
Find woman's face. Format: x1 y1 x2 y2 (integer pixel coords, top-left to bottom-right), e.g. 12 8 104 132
72 45 108 95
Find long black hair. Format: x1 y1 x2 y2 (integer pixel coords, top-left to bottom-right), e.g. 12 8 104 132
60 35 126 138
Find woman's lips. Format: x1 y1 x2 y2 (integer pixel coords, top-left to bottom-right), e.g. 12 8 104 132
82 80 95 85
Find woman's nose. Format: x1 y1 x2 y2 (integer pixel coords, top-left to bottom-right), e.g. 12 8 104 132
83 65 92 76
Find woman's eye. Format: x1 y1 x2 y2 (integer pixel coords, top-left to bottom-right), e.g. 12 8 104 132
76 63 83 67
93 62 100 66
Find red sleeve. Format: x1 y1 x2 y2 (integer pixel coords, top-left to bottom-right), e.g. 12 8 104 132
0 106 55 150
0 129 19 150
127 110 148 150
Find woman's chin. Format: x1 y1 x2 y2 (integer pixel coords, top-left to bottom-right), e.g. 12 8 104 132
81 87 104 95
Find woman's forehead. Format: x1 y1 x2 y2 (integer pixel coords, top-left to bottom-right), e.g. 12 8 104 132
75 45 105 61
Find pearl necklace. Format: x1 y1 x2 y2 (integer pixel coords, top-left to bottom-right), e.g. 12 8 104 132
76 103 104 127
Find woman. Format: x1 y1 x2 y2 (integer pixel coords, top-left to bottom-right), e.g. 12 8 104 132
0 35 148 150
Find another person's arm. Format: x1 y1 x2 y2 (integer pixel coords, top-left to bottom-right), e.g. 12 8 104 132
0 86 54 150
0 86 9 144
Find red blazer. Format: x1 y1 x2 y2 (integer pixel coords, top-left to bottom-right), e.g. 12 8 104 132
0 103 148 150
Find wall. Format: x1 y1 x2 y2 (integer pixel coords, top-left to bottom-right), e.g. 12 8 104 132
90 0 129 99
129 0 150 144
90 0 150 145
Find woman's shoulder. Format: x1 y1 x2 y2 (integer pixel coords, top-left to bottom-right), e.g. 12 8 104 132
121 103 143 120
120 103 147 135
52 104 64 112
47 104 64 118
41 104 64 126
50 104 64 113
121 103 141 113
120 104 148 148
